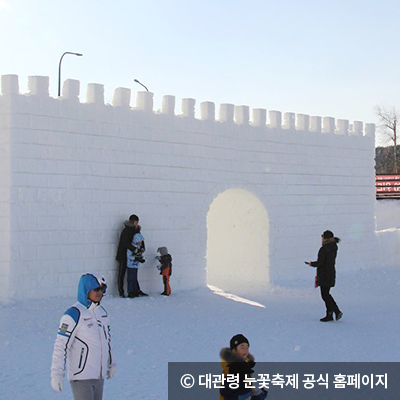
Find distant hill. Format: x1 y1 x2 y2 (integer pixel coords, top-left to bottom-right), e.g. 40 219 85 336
375 146 400 174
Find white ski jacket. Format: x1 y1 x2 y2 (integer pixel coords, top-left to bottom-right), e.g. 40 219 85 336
51 274 115 381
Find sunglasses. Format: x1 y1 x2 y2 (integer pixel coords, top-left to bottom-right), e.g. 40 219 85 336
93 285 106 293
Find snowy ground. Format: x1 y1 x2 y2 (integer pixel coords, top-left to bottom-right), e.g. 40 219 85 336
0 265 399 400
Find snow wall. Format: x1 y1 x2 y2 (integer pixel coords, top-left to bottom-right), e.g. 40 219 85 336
0 75 379 301
375 200 400 268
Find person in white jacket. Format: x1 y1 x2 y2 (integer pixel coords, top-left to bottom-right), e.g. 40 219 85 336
51 273 116 400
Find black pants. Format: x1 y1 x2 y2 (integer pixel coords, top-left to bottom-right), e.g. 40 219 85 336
118 261 140 295
320 286 340 314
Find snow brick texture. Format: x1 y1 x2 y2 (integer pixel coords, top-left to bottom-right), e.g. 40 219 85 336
0 75 378 301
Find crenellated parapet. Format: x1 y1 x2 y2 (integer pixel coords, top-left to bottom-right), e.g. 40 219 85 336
0 74 379 301
0 74 375 138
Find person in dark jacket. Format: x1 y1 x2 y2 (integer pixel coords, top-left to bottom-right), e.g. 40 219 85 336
306 230 343 322
116 214 148 298
156 246 172 296
219 334 268 400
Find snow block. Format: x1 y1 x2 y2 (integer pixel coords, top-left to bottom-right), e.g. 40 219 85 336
1 75 19 95
322 117 335 134
252 108 267 127
181 98 195 118
234 106 249 125
351 121 363 137
135 91 153 112
296 114 310 132
86 83 104 105
310 116 322 133
111 87 131 108
268 110 282 128
219 104 234 123
336 119 349 135
200 102 215 121
62 79 80 101
161 95 175 115
283 112 295 130
28 76 49 97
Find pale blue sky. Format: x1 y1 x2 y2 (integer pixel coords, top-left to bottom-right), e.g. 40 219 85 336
1 0 400 135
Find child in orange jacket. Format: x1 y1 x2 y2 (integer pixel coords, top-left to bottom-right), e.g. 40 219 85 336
156 246 172 296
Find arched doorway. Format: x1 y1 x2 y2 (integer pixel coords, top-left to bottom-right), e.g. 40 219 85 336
206 188 270 293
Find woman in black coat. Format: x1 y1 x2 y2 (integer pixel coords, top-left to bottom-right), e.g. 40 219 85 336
306 230 343 322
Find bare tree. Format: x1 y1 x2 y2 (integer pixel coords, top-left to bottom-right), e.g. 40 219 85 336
375 105 399 173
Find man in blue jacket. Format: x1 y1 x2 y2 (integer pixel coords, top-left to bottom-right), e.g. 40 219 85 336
51 273 116 400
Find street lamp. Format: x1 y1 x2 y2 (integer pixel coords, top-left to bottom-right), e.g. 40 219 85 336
134 79 149 92
58 52 83 97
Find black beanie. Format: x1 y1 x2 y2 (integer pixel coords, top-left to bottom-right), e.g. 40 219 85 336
230 334 249 350
322 230 334 239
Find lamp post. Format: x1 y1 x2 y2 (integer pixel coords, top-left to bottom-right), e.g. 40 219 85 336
58 52 83 97
134 79 149 92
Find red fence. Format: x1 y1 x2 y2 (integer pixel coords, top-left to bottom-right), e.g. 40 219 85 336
376 175 400 199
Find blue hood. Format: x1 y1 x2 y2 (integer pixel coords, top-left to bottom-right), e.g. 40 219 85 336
77 273 107 308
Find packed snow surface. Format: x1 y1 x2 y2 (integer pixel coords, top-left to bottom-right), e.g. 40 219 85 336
0 266 399 400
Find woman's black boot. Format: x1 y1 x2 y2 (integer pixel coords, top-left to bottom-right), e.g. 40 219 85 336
320 311 334 322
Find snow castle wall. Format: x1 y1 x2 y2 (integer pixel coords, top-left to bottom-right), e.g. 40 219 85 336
0 75 378 301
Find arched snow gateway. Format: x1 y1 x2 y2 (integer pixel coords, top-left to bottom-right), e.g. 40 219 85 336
206 189 269 292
